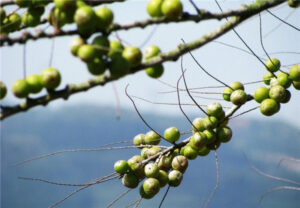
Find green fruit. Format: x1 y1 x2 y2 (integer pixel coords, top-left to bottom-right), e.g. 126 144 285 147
22 11 40 27
15 0 31 7
108 41 124 58
69 37 85 56
192 117 206 132
217 126 232 143
26 74 43 94
198 146 210 156
157 170 169 187
95 6 114 30
128 155 144 178
144 45 161 60
269 85 287 103
171 155 188 173
40 67 61 89
147 0 163 18
222 87 233 101
281 90 291 104
289 64 300 81
122 46 142 67
145 146 161 158
157 155 172 171
133 133 145 148
74 6 95 29
143 178 160 196
206 102 223 118
114 160 129 174
145 64 164 78
139 185 155 199
288 0 300 8
48 8 67 28
141 148 149 159
0 81 7 99
203 129 216 144
12 79 30 98
190 132 207 150
144 130 161 145
77 24 95 38
230 89 248 105
76 0 86 7
87 58 106 75
7 13 21 31
183 145 198 160
207 140 221 150
164 126 180 143
203 116 218 129
260 98 280 116
54 0 76 11
122 173 139 188
109 54 130 78
144 163 159 178
277 72 292 88
292 81 300 90
263 72 274 85
0 7 6 23
230 81 244 90
77 44 96 62
254 86 269 103
161 0 183 19
265 58 280 72
168 170 183 187
92 35 109 57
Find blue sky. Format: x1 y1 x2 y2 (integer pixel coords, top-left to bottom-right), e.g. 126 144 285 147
1 0 300 128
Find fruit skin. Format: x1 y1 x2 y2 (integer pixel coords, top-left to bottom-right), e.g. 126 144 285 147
269 85 287 103
145 65 164 78
230 89 248 105
161 0 183 19
198 146 210 156
183 145 198 160
109 54 130 78
22 11 40 27
122 173 139 189
108 41 124 58
114 160 129 174
77 44 96 62
122 46 142 67
168 170 183 187
12 79 30 98
143 178 160 196
7 13 22 32
217 126 232 143
254 86 269 103
288 0 300 8
289 64 300 81
139 185 155 199
263 72 274 85
54 0 76 11
293 81 300 90
0 7 6 24
192 117 206 132
223 87 233 101
203 129 216 144
207 140 221 150
128 155 144 179
147 0 164 18
26 74 43 94
87 58 106 75
70 37 85 56
144 45 161 60
92 35 109 57
164 127 180 143
277 72 292 88
230 81 244 90
48 8 67 28
190 132 207 150
203 116 218 129
144 146 161 158
95 6 114 30
144 163 159 178
171 155 188 173
157 155 172 171
260 98 280 116
265 58 281 72
144 130 161 145
40 67 61 89
281 90 291 104
206 102 224 118
157 170 169 187
74 6 96 29
133 133 145 148
0 81 7 99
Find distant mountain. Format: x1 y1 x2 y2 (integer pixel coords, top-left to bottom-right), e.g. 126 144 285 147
1 105 300 208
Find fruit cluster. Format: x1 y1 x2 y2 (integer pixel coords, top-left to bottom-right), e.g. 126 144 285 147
147 0 183 19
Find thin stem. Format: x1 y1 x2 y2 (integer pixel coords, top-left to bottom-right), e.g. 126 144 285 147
259 186 300 205
277 157 300 168
266 9 300 32
106 189 132 208
139 25 159 49
158 186 171 208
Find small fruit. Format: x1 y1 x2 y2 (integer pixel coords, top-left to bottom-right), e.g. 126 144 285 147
171 155 188 173
95 6 114 30
77 44 96 62
74 6 96 29
190 132 207 150
161 0 183 19
144 45 161 60
289 64 300 81
263 72 274 85
164 126 180 143
12 79 30 98
144 163 159 178
230 89 248 105
192 117 206 132
260 98 280 116
114 160 129 174
87 58 106 75
147 0 163 18
69 37 85 56
144 130 161 145
143 178 160 196
157 170 169 187
122 46 142 66
203 129 216 144
54 0 76 11
217 126 232 143
198 146 210 156
206 102 223 118
230 81 244 90
0 7 6 23
277 72 292 88
281 90 291 104
108 41 124 58
22 11 40 27
128 155 144 178
109 54 130 78
203 116 218 129
145 146 161 158
145 65 164 78
48 8 67 28
265 58 280 72
0 81 7 99
222 87 233 101
157 155 172 171
269 85 287 103
292 81 300 90
122 173 139 188
139 185 155 199
26 74 43 94
92 35 109 57
7 13 21 31
40 67 61 89
168 170 183 187
133 133 145 148
183 146 198 160
288 0 300 8
253 86 269 103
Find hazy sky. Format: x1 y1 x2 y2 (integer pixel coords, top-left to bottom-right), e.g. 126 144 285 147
1 0 300 128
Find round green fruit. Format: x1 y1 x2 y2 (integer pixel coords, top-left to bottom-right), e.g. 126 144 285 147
40 67 61 89
95 6 114 30
87 58 106 75
69 37 85 56
147 0 163 18
269 85 287 103
203 116 218 129
145 64 164 78
190 132 207 150
207 140 221 150
108 41 124 58
109 54 130 78
203 129 216 144
122 46 142 67
198 146 210 156
127 155 144 178
122 173 139 189
230 89 248 105
281 90 291 104
144 45 161 60
183 145 198 160
32 0 49 6
114 160 129 174
192 117 206 132
265 58 280 72
77 44 96 62
292 81 300 90
161 0 183 19
7 13 21 31
222 87 233 101
145 146 161 158
0 81 7 99
26 74 43 94
144 163 159 178
288 0 300 8
277 72 292 88
289 64 300 81
260 98 280 116
22 11 40 27
133 133 145 148
171 155 188 173
217 126 232 143
144 130 161 145
164 126 180 143
48 8 67 28
254 86 269 103
74 6 96 29
157 155 172 171
168 170 183 187
12 79 30 98
157 170 169 187
54 0 76 11
206 102 224 118
139 185 155 199
143 178 160 196
263 72 274 85
230 81 244 90
92 35 109 57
